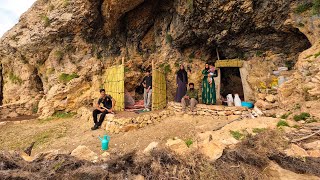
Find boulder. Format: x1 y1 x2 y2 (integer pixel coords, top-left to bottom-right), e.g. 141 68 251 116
199 142 225 161
143 142 159 154
285 144 308 158
265 94 276 103
255 100 273 110
257 93 267 100
308 150 320 158
303 140 320 150
165 139 189 155
71 145 98 162
264 162 319 180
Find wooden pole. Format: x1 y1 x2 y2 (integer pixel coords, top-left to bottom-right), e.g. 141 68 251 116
152 59 155 71
216 48 220 60
122 57 125 65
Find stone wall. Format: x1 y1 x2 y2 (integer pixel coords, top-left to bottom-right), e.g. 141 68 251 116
78 102 253 134
0 102 33 119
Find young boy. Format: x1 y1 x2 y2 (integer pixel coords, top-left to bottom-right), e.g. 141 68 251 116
207 64 215 85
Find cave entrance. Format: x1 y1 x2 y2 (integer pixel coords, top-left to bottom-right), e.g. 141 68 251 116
104 58 167 112
214 59 253 103
220 68 244 99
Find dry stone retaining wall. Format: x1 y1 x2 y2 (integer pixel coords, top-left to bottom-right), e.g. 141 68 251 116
80 102 252 134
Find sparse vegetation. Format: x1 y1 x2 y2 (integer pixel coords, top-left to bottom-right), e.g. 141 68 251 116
277 120 289 127
293 112 311 121
185 139 193 148
312 0 320 15
59 73 79 83
255 51 264 57
252 128 266 134
165 33 173 44
187 0 194 12
160 63 172 74
293 103 301 110
280 112 292 119
41 15 50 27
297 22 305 27
314 51 320 58
294 3 313 14
230 130 244 140
53 111 76 119
55 50 64 61
124 67 130 73
32 105 39 114
304 54 313 59
8 72 23 85
63 0 70 7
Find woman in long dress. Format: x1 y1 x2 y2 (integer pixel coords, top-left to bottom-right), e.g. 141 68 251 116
202 63 216 105
175 64 188 102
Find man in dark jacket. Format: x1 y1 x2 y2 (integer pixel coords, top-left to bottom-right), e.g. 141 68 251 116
91 89 115 130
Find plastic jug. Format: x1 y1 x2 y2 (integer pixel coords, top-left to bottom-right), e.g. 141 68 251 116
226 94 234 106
234 94 242 107
98 135 110 151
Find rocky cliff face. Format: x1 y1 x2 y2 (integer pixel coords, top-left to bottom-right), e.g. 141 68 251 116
0 0 318 118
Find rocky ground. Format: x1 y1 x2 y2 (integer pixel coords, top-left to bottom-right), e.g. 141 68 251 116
0 112 319 179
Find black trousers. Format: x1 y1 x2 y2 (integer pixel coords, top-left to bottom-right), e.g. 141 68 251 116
93 109 108 126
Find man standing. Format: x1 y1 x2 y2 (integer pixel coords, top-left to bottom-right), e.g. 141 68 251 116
181 83 198 112
142 70 152 111
92 89 115 130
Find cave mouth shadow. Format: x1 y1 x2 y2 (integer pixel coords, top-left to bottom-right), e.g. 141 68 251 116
220 67 244 100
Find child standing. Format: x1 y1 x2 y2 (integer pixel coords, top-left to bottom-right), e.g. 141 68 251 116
207 64 215 85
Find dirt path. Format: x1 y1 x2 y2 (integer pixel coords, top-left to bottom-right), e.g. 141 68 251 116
0 114 229 155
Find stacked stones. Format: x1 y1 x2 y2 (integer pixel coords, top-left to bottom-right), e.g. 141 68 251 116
0 102 33 119
167 102 251 117
254 93 280 116
98 102 252 134
104 110 175 134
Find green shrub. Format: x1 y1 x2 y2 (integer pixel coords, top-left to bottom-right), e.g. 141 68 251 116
185 139 193 148
277 120 289 127
53 111 76 119
187 0 194 12
252 128 266 134
314 52 320 58
165 33 173 44
256 51 264 57
32 105 38 114
9 72 22 84
63 0 69 7
164 64 172 74
292 125 300 129
41 15 50 27
280 112 292 119
293 112 311 121
312 0 320 15
55 50 64 61
59 73 79 83
230 130 244 140
294 3 313 14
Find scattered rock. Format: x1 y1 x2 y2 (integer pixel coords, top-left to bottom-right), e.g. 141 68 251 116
100 152 111 161
255 100 273 110
257 93 267 100
308 150 320 158
165 139 188 155
285 144 309 158
303 140 320 150
265 94 276 103
264 162 319 180
133 175 145 180
143 142 159 154
199 142 225 161
71 145 98 162
20 151 35 162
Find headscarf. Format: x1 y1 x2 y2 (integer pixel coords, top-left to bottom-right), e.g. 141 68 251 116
205 63 209 71
177 65 187 83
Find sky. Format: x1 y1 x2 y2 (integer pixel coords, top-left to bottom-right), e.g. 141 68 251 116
0 0 36 38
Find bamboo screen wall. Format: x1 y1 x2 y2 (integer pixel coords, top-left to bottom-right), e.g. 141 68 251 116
104 64 125 111
152 69 167 110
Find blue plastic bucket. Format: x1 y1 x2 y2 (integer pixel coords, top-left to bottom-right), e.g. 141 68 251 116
241 102 254 108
